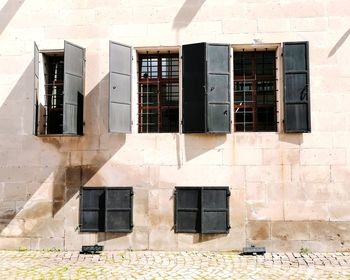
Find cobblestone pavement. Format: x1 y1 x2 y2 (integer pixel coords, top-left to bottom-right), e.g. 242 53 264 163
0 250 349 279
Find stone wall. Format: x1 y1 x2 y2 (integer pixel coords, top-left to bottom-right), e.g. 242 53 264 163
0 0 349 251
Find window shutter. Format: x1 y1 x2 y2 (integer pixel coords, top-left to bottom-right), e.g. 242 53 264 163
80 187 105 232
175 187 201 233
33 42 39 136
105 187 133 232
182 43 206 133
206 44 231 133
63 41 85 135
283 41 310 132
109 41 132 133
201 187 230 233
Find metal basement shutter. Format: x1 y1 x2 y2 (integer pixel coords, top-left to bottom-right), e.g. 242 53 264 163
80 187 105 232
105 187 133 232
175 187 201 233
201 187 230 233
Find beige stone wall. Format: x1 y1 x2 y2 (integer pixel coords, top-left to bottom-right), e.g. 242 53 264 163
0 0 350 251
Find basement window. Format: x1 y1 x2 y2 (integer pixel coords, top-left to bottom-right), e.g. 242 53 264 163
137 52 179 133
175 187 230 234
80 187 133 232
34 41 85 136
234 50 277 132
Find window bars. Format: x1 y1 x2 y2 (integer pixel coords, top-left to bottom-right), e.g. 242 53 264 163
138 53 179 133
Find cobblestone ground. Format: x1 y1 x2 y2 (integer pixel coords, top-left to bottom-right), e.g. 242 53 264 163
0 250 349 279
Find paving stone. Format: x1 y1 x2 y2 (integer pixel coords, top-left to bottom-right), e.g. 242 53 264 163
0 250 349 279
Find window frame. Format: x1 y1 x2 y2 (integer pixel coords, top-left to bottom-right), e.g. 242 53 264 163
136 51 180 133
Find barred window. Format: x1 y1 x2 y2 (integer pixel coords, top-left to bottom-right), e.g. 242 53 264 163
138 53 179 133
234 50 277 132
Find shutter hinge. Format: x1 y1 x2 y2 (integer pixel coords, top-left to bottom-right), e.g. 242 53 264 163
173 189 177 196
181 55 183 59
227 190 231 196
180 120 183 125
131 224 134 228
227 225 231 230
130 190 134 196
281 53 283 57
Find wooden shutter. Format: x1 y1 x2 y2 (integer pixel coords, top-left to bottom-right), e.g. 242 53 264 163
283 41 311 132
182 43 206 133
175 187 201 233
105 187 133 232
63 41 85 135
80 187 105 232
206 44 231 133
109 41 132 133
201 187 230 233
33 42 39 135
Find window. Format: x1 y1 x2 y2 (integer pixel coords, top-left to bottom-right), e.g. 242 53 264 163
138 53 179 133
175 187 230 233
80 187 133 232
34 41 85 136
234 50 277 132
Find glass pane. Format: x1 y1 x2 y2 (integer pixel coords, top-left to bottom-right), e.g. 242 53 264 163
162 57 179 78
160 83 179 106
141 57 158 79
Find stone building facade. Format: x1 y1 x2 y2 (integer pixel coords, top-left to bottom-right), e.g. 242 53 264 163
0 0 349 251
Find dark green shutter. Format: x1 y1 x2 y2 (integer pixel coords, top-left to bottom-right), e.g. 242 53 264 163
206 44 231 133
182 43 231 133
80 187 105 232
33 42 39 136
105 187 133 232
109 41 132 133
283 41 310 132
175 187 201 233
182 43 206 133
201 187 230 233
63 41 85 135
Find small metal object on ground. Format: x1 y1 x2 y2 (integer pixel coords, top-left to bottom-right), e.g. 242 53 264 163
80 245 104 254
241 246 266 255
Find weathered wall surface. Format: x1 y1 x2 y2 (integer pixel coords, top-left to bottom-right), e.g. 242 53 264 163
0 0 349 251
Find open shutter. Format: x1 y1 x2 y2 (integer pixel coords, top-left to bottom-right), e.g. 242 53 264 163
283 41 310 132
182 43 206 133
175 187 201 233
80 187 105 232
63 41 85 135
201 187 230 233
109 41 132 133
105 187 133 232
206 44 231 133
33 42 39 135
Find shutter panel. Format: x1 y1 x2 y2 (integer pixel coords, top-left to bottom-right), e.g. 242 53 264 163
201 187 230 233
206 44 231 133
283 41 310 132
80 188 105 232
105 187 133 232
109 41 132 133
33 42 39 135
63 41 85 135
175 187 201 233
182 43 206 133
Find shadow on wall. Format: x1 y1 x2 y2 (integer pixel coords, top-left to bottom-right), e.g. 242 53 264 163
0 59 126 245
328 28 350 57
0 0 25 35
172 0 206 43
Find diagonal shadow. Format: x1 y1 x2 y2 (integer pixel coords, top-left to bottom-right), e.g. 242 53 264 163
328 28 350 57
0 59 126 246
0 0 26 35
172 0 206 43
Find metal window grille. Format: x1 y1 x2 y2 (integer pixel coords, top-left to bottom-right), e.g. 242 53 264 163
138 53 179 133
234 50 277 132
